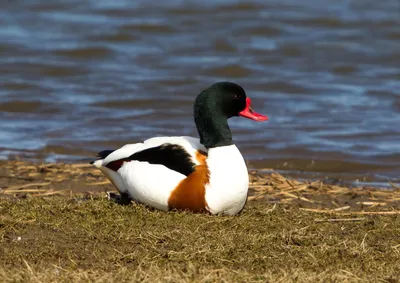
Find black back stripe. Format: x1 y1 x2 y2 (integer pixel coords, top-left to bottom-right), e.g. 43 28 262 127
105 143 197 176
129 143 196 176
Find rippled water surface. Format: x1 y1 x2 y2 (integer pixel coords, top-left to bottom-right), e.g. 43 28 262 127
1 0 399 186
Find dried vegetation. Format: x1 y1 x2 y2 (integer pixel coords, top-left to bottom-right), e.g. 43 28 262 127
0 161 399 282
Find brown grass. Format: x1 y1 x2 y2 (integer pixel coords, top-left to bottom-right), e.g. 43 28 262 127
0 160 399 282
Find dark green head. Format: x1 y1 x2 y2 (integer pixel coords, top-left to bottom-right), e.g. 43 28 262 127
194 82 268 148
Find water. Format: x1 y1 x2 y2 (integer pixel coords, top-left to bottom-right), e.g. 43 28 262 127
0 0 399 186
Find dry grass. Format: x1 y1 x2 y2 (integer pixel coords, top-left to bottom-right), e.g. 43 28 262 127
0 161 399 282
1 160 399 214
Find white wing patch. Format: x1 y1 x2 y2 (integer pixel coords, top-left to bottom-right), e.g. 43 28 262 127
118 161 186 211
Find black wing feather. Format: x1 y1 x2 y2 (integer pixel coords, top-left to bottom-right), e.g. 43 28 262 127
128 143 196 176
104 143 197 176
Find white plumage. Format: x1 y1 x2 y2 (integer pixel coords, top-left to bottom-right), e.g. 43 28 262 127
93 137 249 215
205 145 249 215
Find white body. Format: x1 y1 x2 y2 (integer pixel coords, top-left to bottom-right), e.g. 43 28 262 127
205 145 249 215
93 136 249 215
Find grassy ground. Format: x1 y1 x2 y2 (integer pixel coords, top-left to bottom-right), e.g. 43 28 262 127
0 161 399 282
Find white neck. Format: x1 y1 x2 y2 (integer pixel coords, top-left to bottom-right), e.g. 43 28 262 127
204 145 249 215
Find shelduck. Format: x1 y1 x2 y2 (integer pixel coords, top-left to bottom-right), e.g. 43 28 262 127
91 82 268 215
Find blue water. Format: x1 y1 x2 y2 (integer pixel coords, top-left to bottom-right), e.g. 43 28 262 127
0 0 399 185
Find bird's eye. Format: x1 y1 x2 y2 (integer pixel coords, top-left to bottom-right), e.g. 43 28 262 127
234 94 240 99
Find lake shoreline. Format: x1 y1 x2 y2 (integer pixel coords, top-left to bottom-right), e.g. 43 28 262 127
1 160 399 212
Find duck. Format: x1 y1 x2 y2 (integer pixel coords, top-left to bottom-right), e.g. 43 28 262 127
91 82 268 215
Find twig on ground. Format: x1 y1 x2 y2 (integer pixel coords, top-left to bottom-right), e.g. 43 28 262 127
4 182 51 190
301 208 400 215
0 175 36 181
314 218 367 223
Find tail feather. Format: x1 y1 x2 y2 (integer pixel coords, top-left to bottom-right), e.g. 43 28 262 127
90 149 115 166
97 150 115 159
